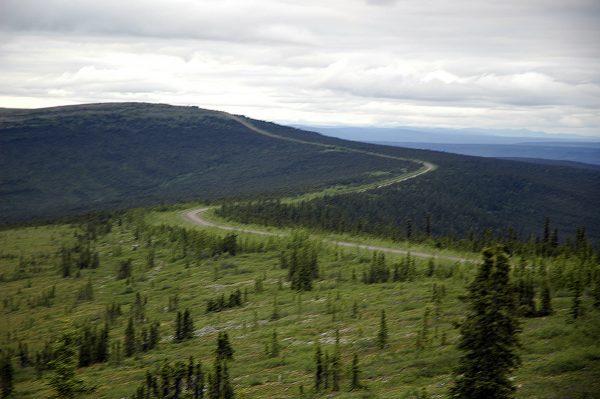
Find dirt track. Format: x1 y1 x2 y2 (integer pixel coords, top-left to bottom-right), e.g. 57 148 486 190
182 115 472 264
183 207 473 263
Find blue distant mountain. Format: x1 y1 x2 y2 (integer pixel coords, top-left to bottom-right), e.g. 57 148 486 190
297 126 600 166
373 142 600 166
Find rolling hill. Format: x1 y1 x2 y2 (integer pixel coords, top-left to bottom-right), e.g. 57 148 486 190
0 103 418 223
2 102 599 242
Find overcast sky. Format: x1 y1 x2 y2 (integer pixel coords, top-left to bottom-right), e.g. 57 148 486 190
1 0 599 136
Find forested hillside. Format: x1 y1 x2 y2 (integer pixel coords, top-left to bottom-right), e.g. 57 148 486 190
0 103 417 224
218 154 600 245
2 102 599 243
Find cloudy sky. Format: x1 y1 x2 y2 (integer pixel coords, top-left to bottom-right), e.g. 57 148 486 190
1 0 599 136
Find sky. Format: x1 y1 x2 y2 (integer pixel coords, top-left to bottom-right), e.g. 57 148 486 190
0 0 599 136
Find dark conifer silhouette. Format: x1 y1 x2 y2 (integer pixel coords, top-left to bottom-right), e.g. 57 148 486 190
450 247 521 399
0 354 13 399
377 309 388 349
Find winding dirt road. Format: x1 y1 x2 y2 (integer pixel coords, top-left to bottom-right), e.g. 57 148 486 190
181 115 472 263
228 114 437 189
183 207 472 263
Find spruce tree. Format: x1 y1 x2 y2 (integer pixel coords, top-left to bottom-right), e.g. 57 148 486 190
220 361 234 399
149 321 160 350
349 353 362 391
215 332 234 361
332 329 341 392
124 317 136 357
0 354 13 399
176 310 194 342
450 247 521 399
47 334 92 398
323 352 330 391
193 361 205 399
269 331 280 358
538 280 553 316
175 311 182 341
18 341 29 368
160 362 171 398
96 324 109 363
183 309 195 340
314 344 323 392
377 309 388 349
173 361 186 399
570 281 582 321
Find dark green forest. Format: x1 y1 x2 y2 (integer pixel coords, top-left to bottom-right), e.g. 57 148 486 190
0 103 416 223
2 103 599 244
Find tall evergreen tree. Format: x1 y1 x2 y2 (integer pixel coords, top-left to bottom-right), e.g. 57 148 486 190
215 332 234 361
149 321 160 350
570 281 582 321
193 361 205 399
0 354 13 399
331 329 341 392
406 219 413 241
96 324 109 363
124 317 136 357
17 341 29 368
323 352 329 391
183 309 195 340
538 280 553 316
175 311 183 341
349 353 362 391
314 344 323 392
47 334 92 398
269 330 280 358
377 309 388 349
220 361 234 399
450 247 521 399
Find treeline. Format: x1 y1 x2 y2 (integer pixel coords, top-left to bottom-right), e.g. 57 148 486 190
218 200 598 258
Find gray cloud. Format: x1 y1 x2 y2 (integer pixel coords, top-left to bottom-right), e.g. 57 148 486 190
0 0 598 136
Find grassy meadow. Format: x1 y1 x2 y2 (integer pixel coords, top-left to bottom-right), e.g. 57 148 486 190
0 208 598 398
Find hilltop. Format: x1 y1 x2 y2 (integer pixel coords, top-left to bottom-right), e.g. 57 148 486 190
0 103 417 223
1 102 599 242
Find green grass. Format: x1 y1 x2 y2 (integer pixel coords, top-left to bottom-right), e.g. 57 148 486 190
1 216 599 398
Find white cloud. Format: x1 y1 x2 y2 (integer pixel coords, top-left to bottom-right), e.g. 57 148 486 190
0 0 598 136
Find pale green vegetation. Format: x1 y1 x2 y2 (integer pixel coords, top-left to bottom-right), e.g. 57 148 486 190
0 208 598 398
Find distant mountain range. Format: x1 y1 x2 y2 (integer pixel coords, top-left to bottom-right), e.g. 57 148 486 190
372 142 600 166
297 125 600 166
296 125 599 144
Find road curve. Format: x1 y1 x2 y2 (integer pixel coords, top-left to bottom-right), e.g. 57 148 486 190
183 207 473 263
182 114 471 262
225 114 438 197
228 114 437 189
